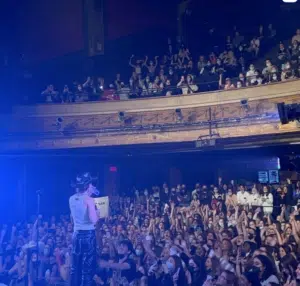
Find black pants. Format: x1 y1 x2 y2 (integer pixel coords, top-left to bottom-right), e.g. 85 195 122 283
70 230 97 286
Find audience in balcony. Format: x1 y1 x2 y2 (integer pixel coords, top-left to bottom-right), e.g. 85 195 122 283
40 27 300 104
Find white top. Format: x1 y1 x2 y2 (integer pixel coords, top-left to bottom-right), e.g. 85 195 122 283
237 191 250 206
248 193 261 206
261 193 273 207
69 193 95 231
292 34 300 43
246 70 256 77
261 274 279 286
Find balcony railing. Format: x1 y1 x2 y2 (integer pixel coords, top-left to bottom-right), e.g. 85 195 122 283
0 79 300 151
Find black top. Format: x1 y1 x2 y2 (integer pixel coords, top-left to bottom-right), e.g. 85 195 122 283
119 258 136 285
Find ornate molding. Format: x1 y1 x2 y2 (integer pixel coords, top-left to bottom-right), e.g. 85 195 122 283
0 121 298 151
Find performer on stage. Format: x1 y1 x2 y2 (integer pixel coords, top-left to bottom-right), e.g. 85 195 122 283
69 172 99 286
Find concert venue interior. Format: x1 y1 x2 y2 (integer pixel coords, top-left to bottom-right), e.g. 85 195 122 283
1 0 300 285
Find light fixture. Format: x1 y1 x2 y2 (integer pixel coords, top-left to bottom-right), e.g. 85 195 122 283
118 111 125 122
240 99 249 111
53 117 64 130
277 102 300 125
175 108 183 122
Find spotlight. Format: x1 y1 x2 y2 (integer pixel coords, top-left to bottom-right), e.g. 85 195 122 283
175 108 183 122
277 102 300 125
118 111 125 122
240 99 249 110
53 117 64 130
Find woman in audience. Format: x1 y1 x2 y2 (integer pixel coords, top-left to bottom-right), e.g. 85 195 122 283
253 255 280 285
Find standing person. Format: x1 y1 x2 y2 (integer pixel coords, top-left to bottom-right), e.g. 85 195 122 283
261 186 273 215
99 240 136 285
237 185 250 207
69 172 99 286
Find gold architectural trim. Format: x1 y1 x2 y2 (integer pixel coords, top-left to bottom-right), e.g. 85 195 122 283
0 121 298 151
2 80 300 151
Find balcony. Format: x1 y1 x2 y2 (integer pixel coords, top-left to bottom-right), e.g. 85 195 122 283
1 80 300 152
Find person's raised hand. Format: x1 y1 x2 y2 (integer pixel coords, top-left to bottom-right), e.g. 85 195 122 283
93 275 103 285
241 258 248 266
99 260 109 268
289 212 295 222
1 226 7 237
203 279 214 286
172 268 180 283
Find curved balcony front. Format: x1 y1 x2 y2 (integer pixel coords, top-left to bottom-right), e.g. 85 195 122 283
1 80 300 152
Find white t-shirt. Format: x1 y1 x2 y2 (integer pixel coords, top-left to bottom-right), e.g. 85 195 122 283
249 193 261 206
246 69 255 77
251 38 260 48
292 34 300 43
261 274 279 286
237 191 250 205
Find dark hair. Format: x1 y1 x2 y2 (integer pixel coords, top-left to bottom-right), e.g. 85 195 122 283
243 270 260 285
255 255 278 282
221 270 237 286
280 254 298 271
280 245 291 257
170 255 187 285
119 240 133 253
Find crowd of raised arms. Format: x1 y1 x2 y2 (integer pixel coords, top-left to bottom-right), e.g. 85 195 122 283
40 26 300 104
1 177 300 286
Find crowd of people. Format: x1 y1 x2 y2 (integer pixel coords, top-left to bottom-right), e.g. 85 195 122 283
1 175 300 286
40 26 300 103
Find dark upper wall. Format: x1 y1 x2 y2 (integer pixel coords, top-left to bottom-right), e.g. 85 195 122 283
17 0 84 63
15 0 175 64
106 0 176 41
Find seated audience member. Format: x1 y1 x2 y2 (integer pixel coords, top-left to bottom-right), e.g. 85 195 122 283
246 64 256 85
277 43 290 66
219 74 235 90
62 85 73 103
292 29 300 44
248 36 260 57
118 82 130 100
262 59 274 78
41 85 59 103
